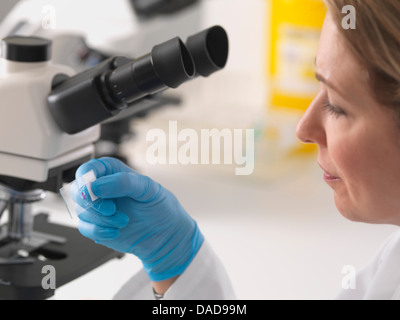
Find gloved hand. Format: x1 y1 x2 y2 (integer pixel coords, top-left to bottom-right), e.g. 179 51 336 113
73 157 204 282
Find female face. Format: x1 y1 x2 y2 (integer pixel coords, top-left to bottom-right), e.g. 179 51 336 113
296 13 400 226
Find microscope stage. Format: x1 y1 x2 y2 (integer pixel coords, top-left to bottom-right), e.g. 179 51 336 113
0 213 123 300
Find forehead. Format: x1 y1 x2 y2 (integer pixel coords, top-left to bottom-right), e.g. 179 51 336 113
316 13 367 96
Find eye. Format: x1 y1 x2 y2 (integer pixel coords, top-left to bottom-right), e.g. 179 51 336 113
323 101 346 118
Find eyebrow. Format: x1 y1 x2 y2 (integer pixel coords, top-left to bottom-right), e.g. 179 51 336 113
315 72 333 88
315 71 344 97
314 58 338 91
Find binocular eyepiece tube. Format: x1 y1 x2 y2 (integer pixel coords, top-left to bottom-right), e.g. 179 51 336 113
48 25 229 134
106 37 195 107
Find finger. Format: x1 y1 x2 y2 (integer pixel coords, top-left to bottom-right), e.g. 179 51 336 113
75 157 134 180
90 199 116 216
91 172 162 202
78 219 120 241
78 210 129 229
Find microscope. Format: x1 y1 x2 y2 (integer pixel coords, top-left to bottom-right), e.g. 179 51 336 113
0 0 205 163
0 26 228 299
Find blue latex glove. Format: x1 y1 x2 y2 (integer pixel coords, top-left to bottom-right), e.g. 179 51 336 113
74 157 204 282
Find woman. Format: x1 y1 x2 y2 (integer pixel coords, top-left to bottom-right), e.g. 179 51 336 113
74 0 400 299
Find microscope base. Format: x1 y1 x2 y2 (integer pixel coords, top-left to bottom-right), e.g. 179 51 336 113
0 213 124 300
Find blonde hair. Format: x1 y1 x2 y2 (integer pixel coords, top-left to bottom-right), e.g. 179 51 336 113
324 0 400 109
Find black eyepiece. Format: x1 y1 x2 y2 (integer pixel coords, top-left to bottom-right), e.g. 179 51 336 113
186 25 229 77
152 37 195 88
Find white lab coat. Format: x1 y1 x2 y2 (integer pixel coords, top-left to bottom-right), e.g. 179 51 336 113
113 240 236 300
114 230 400 300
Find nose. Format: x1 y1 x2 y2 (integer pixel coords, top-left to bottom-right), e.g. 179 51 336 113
295 91 326 146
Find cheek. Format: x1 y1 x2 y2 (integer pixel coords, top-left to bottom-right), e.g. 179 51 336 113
329 132 364 198
327 121 365 182
328 123 400 223
329 139 377 222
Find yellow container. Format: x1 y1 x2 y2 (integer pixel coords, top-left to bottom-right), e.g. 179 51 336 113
267 0 326 155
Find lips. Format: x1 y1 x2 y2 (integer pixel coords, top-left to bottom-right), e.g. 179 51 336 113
319 163 341 182
323 171 341 182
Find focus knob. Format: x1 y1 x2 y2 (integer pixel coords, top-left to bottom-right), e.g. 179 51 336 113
1 36 51 62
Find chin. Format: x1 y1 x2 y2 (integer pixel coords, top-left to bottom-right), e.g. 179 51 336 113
333 193 367 223
337 208 365 223
333 194 400 225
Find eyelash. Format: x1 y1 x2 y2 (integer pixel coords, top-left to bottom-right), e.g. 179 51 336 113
323 102 346 118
